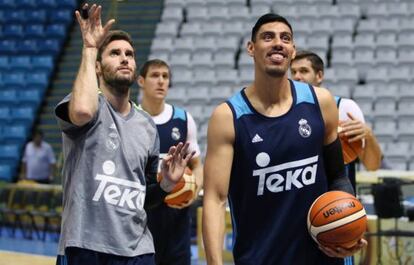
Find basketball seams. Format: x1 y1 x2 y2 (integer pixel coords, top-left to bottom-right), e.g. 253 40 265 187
310 197 362 226
317 215 367 247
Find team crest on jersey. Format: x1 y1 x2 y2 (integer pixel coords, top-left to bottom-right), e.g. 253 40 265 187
298 119 312 138
171 127 181 140
105 123 120 151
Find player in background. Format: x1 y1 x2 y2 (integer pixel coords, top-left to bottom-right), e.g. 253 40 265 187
291 50 383 190
202 13 367 265
138 59 203 265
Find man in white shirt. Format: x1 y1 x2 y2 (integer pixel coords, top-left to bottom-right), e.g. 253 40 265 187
22 130 56 184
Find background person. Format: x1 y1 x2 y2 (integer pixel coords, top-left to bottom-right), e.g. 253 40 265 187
138 59 203 265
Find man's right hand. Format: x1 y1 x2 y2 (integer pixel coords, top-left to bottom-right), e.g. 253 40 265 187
75 3 115 49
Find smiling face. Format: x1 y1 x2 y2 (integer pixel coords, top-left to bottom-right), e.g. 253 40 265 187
138 64 170 101
96 39 137 94
247 21 296 78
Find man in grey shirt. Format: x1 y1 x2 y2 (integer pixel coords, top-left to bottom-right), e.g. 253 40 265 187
55 4 194 265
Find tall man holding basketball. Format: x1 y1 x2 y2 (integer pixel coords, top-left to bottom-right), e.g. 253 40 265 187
202 13 367 265
138 59 203 265
291 50 383 190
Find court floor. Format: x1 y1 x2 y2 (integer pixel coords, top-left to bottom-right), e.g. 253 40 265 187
0 231 231 265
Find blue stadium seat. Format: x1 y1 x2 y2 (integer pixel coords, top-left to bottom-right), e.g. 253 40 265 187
36 0 56 9
3 72 25 88
0 163 13 181
0 106 10 121
3 124 28 142
15 0 36 9
60 0 77 9
0 90 17 106
11 107 35 123
0 40 17 54
0 55 9 70
0 144 20 161
37 39 61 56
2 24 24 39
16 39 38 54
0 0 15 9
45 24 68 40
2 10 25 24
49 10 73 25
19 89 42 107
24 24 46 39
10 56 31 71
24 10 47 24
31 55 54 72
25 72 49 87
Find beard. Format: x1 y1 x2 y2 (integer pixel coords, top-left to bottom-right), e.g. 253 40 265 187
101 64 136 96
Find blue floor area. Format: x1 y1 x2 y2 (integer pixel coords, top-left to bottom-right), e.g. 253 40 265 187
0 230 58 257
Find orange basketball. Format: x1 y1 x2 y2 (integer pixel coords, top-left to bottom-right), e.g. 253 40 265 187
158 168 196 207
338 126 363 164
307 191 367 249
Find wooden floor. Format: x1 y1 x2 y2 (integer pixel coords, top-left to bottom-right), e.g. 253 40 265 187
0 251 55 265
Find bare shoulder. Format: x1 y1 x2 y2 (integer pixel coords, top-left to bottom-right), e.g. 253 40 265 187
313 86 335 104
208 103 235 143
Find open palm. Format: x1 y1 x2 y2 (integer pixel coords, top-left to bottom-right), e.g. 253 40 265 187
75 3 115 49
160 142 195 192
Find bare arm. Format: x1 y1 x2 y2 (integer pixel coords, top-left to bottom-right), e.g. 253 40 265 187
188 156 203 196
202 103 234 265
69 4 115 126
314 87 339 145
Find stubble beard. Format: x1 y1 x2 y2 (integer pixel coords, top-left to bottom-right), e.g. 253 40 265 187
101 64 136 96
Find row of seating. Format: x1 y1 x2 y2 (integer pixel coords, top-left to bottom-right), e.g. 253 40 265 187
0 184 62 240
0 24 69 40
0 39 63 56
0 9 74 25
0 55 54 71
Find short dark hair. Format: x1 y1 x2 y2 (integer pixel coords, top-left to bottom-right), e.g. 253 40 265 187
139 59 170 78
292 50 325 74
97 30 135 62
251 13 293 42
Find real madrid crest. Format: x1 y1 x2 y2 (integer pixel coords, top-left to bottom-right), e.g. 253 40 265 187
171 127 181 141
298 118 312 138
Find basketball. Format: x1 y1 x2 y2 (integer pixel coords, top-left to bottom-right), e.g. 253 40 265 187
338 125 363 164
158 168 197 207
307 191 367 249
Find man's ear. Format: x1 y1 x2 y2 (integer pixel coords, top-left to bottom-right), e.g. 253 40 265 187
96 61 101 75
316 70 324 86
137 75 145 88
291 44 296 60
247 40 254 57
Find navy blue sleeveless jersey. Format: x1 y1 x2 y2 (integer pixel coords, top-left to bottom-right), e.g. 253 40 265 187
226 80 345 265
146 106 191 265
335 96 357 191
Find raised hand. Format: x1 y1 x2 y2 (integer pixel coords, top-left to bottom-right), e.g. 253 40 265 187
75 3 115 49
159 142 195 192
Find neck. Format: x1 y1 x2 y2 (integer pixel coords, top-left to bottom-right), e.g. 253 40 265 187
140 96 165 116
251 71 291 104
101 85 131 116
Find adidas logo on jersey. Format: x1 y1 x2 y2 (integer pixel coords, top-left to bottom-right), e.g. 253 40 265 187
252 134 263 143
253 155 318 195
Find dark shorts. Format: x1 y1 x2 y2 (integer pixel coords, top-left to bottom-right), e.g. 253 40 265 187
56 247 155 265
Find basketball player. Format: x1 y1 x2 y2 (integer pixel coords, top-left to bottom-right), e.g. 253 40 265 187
55 4 194 265
202 13 367 265
138 59 203 265
291 50 383 190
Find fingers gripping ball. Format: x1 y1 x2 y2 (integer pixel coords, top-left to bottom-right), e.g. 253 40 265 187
307 191 367 249
158 168 197 207
338 126 363 164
